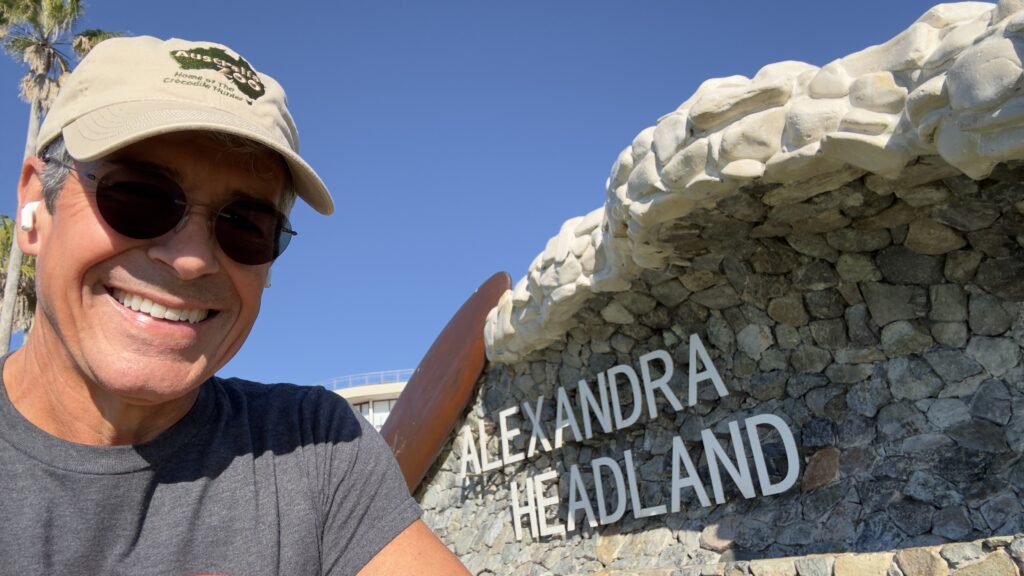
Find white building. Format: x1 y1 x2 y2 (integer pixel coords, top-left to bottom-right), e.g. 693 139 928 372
319 369 411 430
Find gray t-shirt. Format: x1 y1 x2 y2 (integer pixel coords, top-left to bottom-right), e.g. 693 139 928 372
0 367 421 576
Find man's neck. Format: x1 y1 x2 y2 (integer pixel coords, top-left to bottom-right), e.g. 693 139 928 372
3 340 200 446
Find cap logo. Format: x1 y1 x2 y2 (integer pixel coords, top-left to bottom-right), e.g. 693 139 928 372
170 47 266 102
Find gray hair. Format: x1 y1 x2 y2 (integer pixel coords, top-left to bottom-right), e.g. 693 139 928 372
38 137 72 214
37 133 297 216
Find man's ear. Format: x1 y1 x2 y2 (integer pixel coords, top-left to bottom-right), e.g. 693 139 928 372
16 157 48 256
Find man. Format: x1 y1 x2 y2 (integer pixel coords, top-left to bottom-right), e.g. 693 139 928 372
1 36 469 575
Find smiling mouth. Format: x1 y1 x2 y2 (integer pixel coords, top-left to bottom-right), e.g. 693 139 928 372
110 288 212 324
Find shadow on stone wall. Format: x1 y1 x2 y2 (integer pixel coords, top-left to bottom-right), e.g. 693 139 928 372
419 167 1024 575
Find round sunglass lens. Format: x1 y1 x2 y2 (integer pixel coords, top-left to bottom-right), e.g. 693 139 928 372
214 200 289 265
96 180 185 239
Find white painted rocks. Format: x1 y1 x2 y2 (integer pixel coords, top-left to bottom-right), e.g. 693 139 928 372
486 0 1024 364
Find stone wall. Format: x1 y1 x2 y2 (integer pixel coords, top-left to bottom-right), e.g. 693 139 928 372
415 2 1024 574
597 535 1024 575
418 166 1024 575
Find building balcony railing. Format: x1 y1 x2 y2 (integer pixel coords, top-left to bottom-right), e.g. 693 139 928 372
316 369 414 391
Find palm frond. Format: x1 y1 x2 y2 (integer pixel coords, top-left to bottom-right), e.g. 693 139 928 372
13 0 42 40
37 73 59 109
49 44 68 73
17 71 31 101
19 255 34 280
0 216 12 255
0 216 35 335
71 28 116 58
18 70 56 108
1 30 33 59
0 1 13 39
0 0 32 26
41 0 80 38
21 40 46 69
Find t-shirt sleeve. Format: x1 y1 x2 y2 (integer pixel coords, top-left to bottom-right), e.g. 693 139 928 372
314 391 422 576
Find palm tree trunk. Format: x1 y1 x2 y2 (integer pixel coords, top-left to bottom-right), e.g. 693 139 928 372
22 98 40 160
0 98 40 354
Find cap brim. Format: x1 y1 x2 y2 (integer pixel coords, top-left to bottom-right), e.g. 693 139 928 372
61 100 334 215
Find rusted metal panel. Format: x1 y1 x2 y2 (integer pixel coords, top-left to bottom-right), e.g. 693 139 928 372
381 271 511 492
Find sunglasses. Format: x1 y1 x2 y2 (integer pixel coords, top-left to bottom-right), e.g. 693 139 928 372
43 157 296 265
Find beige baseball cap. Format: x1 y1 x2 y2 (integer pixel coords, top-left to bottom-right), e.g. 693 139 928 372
37 36 334 215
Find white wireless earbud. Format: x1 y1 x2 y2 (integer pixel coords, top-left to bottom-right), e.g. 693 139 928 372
264 269 272 289
19 201 40 232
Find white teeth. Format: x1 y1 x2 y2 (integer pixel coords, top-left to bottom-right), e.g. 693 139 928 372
112 289 210 324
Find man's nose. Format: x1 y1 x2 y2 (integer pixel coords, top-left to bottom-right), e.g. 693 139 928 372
146 207 221 280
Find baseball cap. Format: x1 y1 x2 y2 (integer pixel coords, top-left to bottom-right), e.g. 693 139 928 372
36 36 334 215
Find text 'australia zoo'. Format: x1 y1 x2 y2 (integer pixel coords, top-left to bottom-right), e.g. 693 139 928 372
458 334 801 541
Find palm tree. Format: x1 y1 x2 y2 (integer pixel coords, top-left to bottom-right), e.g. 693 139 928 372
0 215 35 335
0 0 117 353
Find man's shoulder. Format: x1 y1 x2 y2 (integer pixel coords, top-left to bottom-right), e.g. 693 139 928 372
213 376 342 402
207 376 366 446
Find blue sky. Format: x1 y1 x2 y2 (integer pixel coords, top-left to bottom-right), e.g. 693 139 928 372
0 0 952 386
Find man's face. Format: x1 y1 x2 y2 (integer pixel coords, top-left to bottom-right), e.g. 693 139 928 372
25 132 288 405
